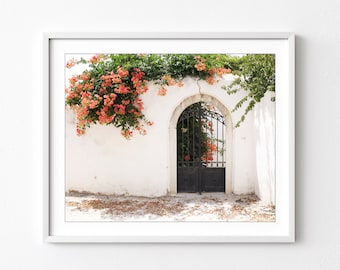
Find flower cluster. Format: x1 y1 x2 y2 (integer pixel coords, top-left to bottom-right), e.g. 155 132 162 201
194 55 206 71
157 74 184 96
194 55 232 85
66 58 77 69
65 54 237 138
89 54 104 64
66 56 152 139
182 138 217 164
202 139 217 163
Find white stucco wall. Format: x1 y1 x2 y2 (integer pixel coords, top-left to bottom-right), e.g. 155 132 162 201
253 91 276 203
65 75 276 203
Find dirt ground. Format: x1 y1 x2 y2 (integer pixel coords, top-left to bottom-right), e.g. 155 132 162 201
65 191 275 222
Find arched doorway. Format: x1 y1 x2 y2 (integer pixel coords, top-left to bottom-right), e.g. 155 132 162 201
169 94 233 195
177 101 226 192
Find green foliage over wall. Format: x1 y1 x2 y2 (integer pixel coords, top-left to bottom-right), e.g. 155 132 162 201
65 54 275 138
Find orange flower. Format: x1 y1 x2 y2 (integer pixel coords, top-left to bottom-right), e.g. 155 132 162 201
99 88 107 95
101 79 112 88
133 98 144 112
136 124 147 135
103 94 116 107
89 54 103 64
66 91 78 101
136 84 149 94
114 104 126 115
76 127 86 135
208 68 216 75
117 67 129 78
96 107 114 124
162 74 177 86
111 74 122 84
76 106 89 118
88 99 99 109
217 68 226 76
114 84 130 94
79 72 90 81
194 62 206 71
100 74 111 80
177 81 184 87
157 87 167 96
121 129 133 139
66 58 77 69
69 76 78 85
205 76 216 85
83 82 94 91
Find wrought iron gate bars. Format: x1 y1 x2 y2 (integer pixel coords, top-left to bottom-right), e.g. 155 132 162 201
177 102 226 193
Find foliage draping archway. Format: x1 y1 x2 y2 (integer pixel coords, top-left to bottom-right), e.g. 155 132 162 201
65 54 275 138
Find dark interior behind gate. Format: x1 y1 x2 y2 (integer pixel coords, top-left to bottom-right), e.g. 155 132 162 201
177 102 226 193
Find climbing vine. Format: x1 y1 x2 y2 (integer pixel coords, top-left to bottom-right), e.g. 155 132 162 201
65 54 275 138
223 54 275 127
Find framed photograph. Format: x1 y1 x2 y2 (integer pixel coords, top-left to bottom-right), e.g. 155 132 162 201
44 32 295 243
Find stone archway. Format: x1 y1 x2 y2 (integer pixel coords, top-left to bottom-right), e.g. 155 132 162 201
169 94 233 195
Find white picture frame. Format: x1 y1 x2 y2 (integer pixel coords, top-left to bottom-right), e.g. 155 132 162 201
43 32 295 243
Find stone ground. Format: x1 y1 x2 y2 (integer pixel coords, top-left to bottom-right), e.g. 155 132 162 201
65 191 275 222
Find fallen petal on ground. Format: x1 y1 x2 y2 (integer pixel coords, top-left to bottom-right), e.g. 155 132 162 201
65 192 275 222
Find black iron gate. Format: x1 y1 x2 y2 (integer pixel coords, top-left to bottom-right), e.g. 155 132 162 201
177 102 226 193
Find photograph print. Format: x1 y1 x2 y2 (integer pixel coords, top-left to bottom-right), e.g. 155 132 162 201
64 53 276 222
